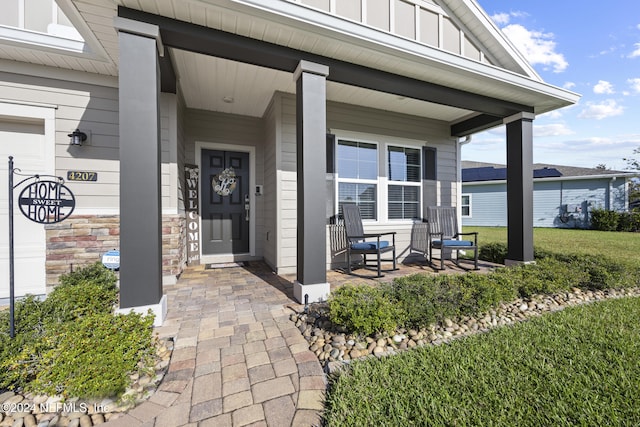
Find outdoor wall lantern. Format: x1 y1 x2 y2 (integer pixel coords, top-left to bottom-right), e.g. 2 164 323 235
68 129 87 146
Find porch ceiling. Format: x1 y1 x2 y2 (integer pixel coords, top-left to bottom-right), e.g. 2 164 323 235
172 48 469 120
59 0 578 126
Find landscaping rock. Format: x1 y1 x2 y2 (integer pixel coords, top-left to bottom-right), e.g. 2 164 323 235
293 287 640 372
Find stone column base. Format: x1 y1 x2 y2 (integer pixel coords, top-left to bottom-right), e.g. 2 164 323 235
293 281 330 304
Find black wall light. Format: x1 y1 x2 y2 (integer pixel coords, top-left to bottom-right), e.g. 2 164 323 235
68 129 87 146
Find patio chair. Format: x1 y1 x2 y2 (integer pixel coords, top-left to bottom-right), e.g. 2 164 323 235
426 206 478 270
342 204 397 277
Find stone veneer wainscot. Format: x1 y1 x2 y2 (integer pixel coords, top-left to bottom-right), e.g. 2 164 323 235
45 215 186 291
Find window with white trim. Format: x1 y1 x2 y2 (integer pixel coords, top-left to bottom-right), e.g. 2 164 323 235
461 194 471 217
387 145 421 220
335 136 425 222
337 140 378 220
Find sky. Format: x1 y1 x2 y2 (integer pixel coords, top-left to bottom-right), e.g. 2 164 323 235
462 0 640 171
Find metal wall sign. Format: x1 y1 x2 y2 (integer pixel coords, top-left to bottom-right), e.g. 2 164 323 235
102 249 120 270
7 156 76 338
184 164 200 265
18 180 75 224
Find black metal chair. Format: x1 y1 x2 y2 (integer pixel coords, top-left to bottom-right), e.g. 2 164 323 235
342 204 397 277
427 206 479 270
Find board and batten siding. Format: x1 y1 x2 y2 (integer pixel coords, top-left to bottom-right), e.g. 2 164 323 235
294 0 491 65
272 92 459 273
184 108 266 260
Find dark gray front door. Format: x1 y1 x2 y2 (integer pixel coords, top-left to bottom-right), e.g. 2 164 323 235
201 149 250 255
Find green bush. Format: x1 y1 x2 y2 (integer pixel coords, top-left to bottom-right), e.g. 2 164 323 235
59 261 118 289
24 313 155 398
0 263 155 399
492 257 587 298
328 285 400 336
478 242 509 264
617 211 640 232
590 208 619 231
327 247 640 336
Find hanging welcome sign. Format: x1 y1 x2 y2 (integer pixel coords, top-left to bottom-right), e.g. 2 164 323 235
212 167 236 196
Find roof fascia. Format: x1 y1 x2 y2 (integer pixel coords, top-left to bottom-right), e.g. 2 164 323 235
225 0 578 108
463 173 638 186
438 0 542 81
56 0 111 62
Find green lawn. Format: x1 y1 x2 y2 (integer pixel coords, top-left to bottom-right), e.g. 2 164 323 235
323 227 640 426
464 226 640 266
324 297 640 426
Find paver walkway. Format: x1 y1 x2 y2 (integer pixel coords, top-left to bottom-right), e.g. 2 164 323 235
104 262 325 427
104 258 495 426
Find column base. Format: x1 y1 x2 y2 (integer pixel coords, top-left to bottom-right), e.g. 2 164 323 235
116 294 167 327
505 259 537 267
293 281 330 304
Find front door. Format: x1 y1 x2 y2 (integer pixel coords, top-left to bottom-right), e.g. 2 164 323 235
201 149 250 255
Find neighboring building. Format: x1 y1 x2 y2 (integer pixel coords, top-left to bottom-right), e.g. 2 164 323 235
0 0 579 322
462 161 636 228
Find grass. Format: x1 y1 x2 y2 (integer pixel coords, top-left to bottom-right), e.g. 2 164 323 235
323 227 640 425
464 226 640 267
323 297 640 426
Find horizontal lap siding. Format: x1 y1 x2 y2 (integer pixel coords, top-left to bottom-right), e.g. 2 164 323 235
533 181 561 227
0 71 120 211
275 93 458 273
462 184 507 227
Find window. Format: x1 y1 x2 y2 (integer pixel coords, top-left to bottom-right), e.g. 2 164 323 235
461 194 471 217
388 146 421 219
335 136 426 222
337 140 378 220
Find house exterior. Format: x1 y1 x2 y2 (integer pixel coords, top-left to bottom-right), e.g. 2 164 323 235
0 0 579 323
462 161 636 228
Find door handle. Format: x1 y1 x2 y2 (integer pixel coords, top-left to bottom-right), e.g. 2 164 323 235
244 194 250 222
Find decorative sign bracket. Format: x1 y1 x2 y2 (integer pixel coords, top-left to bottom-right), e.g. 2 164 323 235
7 156 76 338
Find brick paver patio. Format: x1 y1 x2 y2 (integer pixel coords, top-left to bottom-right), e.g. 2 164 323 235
104 258 494 426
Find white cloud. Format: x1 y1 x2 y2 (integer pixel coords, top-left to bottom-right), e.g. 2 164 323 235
501 24 568 72
578 99 624 120
563 82 576 90
628 78 640 94
533 123 574 137
630 42 640 58
593 80 614 94
491 13 510 26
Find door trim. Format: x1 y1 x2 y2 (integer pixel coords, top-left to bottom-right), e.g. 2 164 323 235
195 141 256 263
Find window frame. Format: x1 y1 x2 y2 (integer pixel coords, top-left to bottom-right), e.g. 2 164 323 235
333 131 426 224
335 138 380 222
461 193 472 218
385 143 422 221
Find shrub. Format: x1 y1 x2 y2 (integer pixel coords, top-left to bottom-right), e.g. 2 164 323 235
479 242 508 264
0 263 155 399
617 211 640 232
328 285 399 336
590 208 619 231
24 312 155 398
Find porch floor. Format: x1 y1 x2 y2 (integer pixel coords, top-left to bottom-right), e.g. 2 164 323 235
107 258 498 426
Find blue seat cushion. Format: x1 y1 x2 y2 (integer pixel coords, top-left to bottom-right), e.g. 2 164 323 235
432 239 474 248
351 241 390 251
